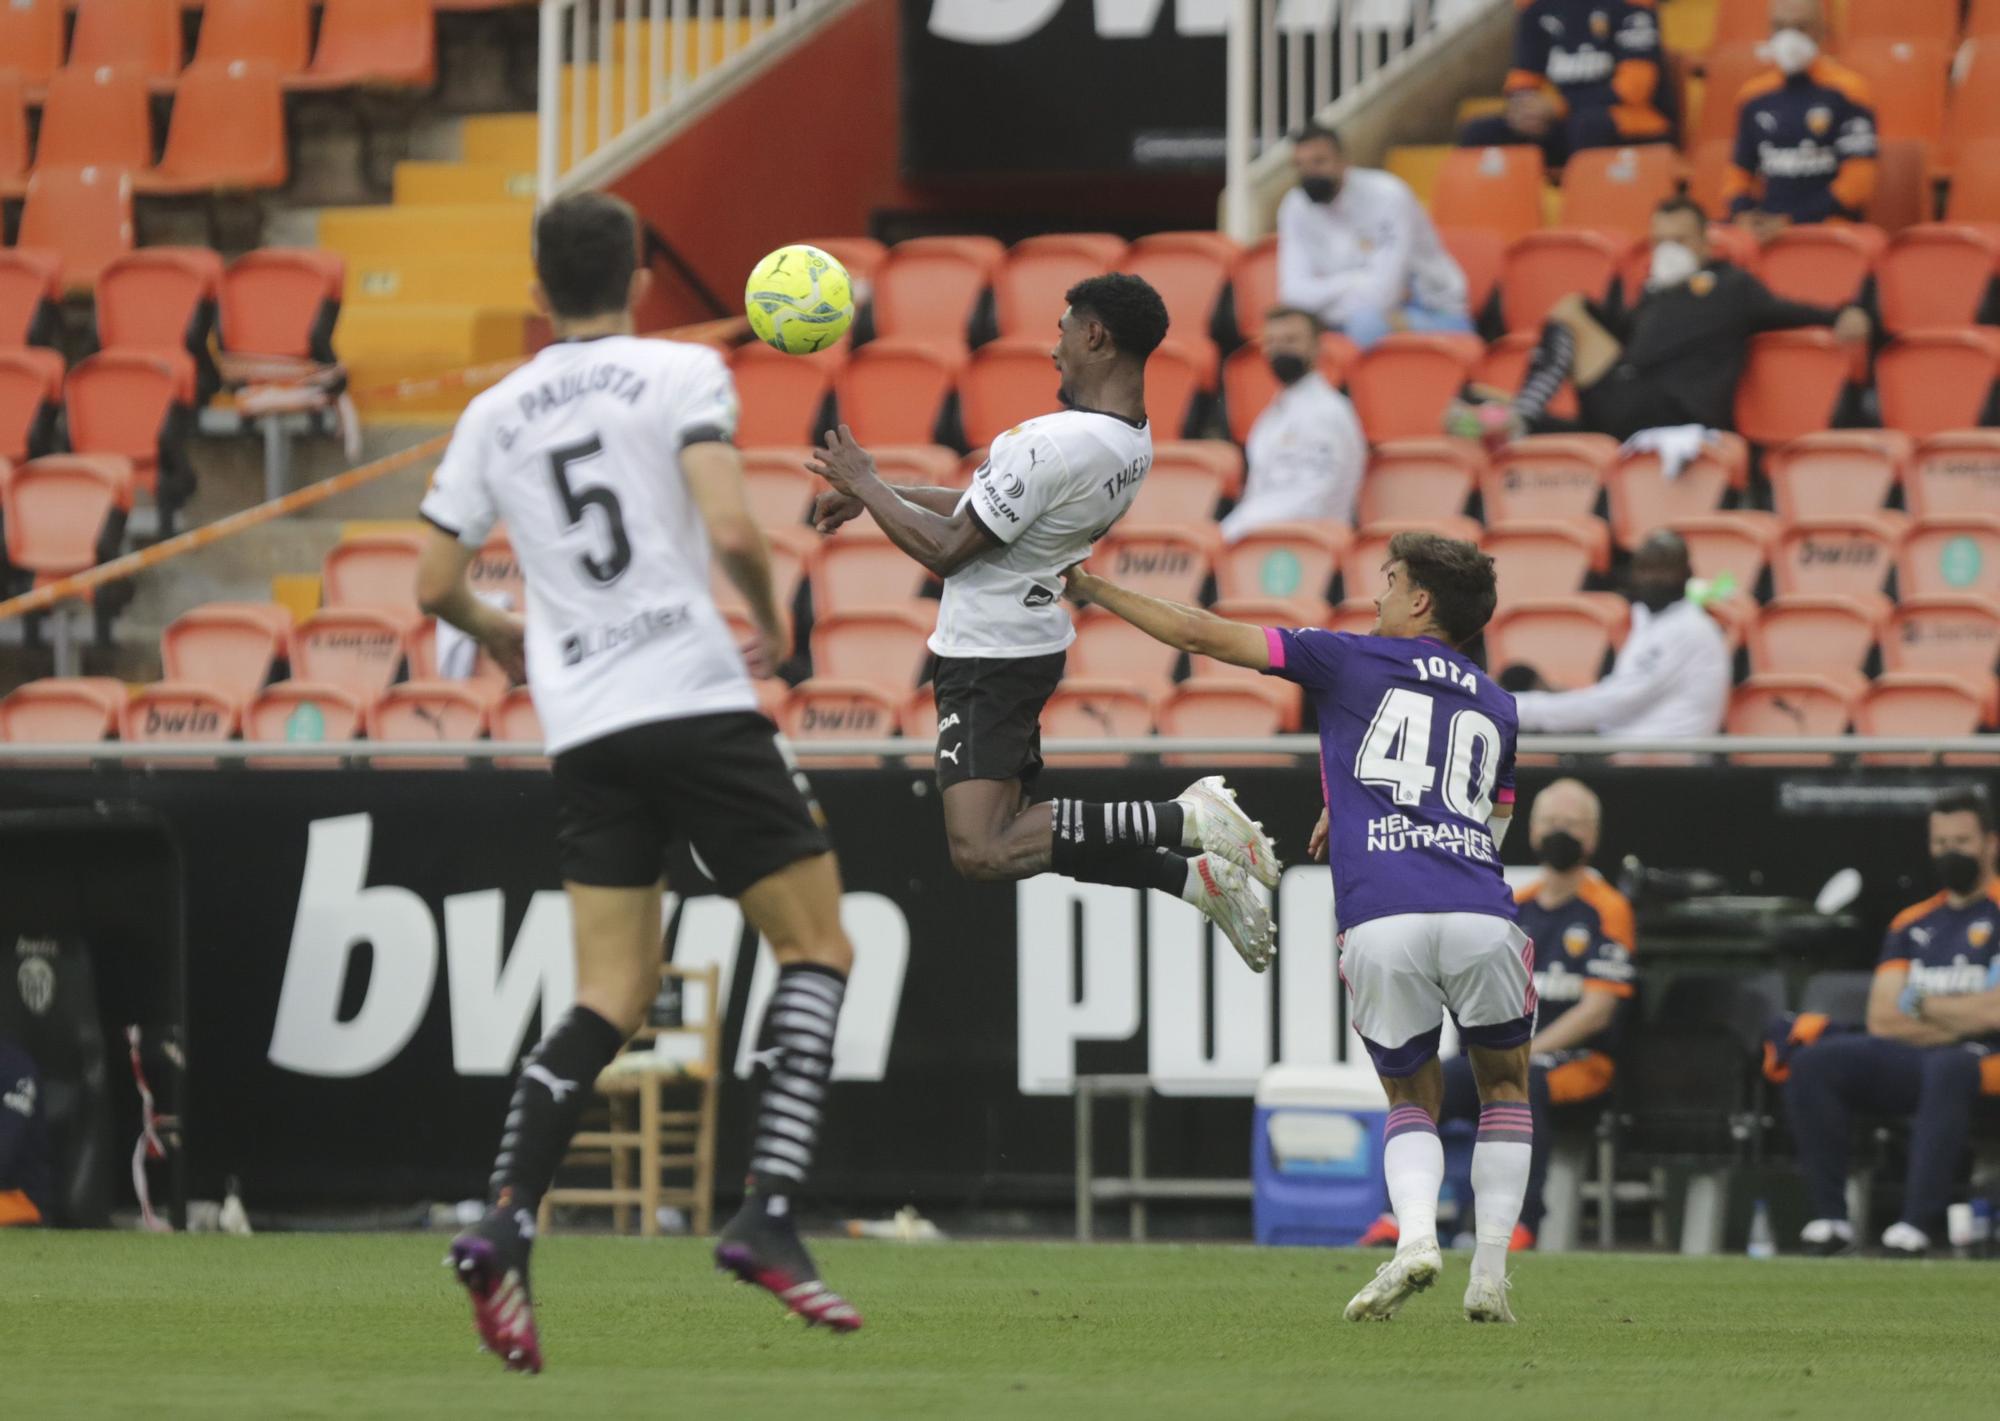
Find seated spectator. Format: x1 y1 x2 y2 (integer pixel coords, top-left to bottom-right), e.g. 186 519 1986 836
1276 124 1473 351
0 1034 51 1227
1457 0 1672 165
1450 196 1868 442
1220 307 1367 544
1785 788 2000 1257
1725 0 1877 240
1504 530 1732 738
1356 778 1637 1252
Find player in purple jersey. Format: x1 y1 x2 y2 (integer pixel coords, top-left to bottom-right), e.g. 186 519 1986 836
1066 530 1533 1324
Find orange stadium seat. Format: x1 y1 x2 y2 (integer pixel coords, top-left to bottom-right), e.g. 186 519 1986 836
1875 331 2000 439
297 0 439 90
802 237 889 297
219 249 344 366
1431 147 1546 243
1726 675 1854 751
122 684 239 745
1747 596 1880 694
1772 516 1900 603
0 73 28 197
288 607 410 697
958 336 1059 448
195 0 315 77
1884 597 2000 713
1733 329 1853 447
1123 232 1233 355
1559 145 1681 240
96 248 225 399
1856 674 1987 743
0 0 65 90
1 454 132 583
1900 517 2000 602
0 250 62 347
1907 432 2000 519
0 678 127 742
1216 521 1345 613
1686 140 1735 220
1704 0 1769 53
1498 230 1623 334
1227 237 1278 342
1766 430 1911 523
1874 226 1998 334
1670 511 1779 590
1012 233 1127 266
1946 138 2000 223
64 350 193 507
1327 599 1381 635
1042 679 1155 766
402 619 511 704
1691 45 1770 147
1483 521 1600 606
872 444 962 487
367 683 489 763
1145 339 1206 438
322 531 424 613
994 242 1111 339
1348 333 1480 443
778 681 901 752
869 238 1000 348
1157 438 1244 498
731 343 834 448
1480 433 1617 530
1070 612 1181 703
810 609 932 690
1131 446 1226 524
809 530 927 616
1486 601 1616 689
1843 0 1959 43
897 685 937 749
1753 225 1882 308
243 683 366 752
1088 524 1217 605
1843 39 1949 146
1438 227 1506 320
0 349 64 463
1946 41 2000 170
1972 0 2000 37
147 61 290 194
1360 439 1480 524
34 67 153 177
70 0 185 85
1184 650 1303 737
1604 436 1742 549
1156 681 1292 745
1473 332 1578 421
1340 517 1482 603
713 526 809 622
1865 139 1933 236
488 684 543 741
833 339 960 446
739 451 817 529
160 603 287 703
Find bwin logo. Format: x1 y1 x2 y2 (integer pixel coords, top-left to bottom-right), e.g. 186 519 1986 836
930 0 1230 45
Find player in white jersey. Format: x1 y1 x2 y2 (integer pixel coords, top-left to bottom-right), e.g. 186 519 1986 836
805 274 1276 969
416 194 861 1372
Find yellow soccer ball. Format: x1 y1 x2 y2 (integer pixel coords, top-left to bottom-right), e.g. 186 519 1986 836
744 244 854 355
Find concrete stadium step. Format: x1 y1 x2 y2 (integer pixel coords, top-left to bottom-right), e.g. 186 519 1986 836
315 203 534 259
337 305 531 418
346 251 537 309
460 113 539 168
392 160 537 206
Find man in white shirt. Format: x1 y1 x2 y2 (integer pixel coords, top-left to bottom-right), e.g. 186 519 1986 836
1221 306 1367 544
1504 531 1731 738
1276 123 1473 351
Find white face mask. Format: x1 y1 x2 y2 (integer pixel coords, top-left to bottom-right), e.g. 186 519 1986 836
1764 27 1818 75
1648 240 1701 290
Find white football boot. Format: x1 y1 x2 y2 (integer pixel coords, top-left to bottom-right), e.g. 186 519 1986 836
1880 1222 1930 1257
1463 1272 1517 1324
1187 853 1275 972
1343 1240 1442 1321
1177 776 1281 889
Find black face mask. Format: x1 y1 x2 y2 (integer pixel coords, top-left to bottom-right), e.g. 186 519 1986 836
1632 582 1680 614
1537 830 1587 872
1300 175 1339 204
1267 352 1311 385
1935 852 1985 897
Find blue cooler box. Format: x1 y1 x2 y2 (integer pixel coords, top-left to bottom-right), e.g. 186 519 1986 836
1252 1063 1390 1247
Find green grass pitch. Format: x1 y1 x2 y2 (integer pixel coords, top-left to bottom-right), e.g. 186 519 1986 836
3 1233 1991 1420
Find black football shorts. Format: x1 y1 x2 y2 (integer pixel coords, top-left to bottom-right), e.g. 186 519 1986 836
925 651 1066 791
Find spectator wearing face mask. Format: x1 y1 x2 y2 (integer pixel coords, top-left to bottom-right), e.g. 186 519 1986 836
1357 777 1636 1253
1220 306 1367 544
1457 0 1673 166
1500 530 1732 738
1725 0 1877 242
1275 123 1472 351
1449 195 1870 444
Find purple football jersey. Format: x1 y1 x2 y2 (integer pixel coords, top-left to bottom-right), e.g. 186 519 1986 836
1263 627 1518 931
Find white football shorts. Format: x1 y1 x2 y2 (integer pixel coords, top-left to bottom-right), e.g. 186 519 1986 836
1338 911 1536 1076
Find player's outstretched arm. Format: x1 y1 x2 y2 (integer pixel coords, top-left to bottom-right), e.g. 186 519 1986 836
416 527 526 682
808 426 995 578
1063 566 1270 669
685 442 787 676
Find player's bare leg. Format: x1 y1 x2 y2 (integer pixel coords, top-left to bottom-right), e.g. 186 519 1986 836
940 778 1276 970
1463 1042 1532 1324
714 851 863 1332
451 882 662 1373
1345 1061 1445 1321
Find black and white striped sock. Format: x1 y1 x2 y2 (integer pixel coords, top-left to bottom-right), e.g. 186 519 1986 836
746 963 846 1213
1052 798 1187 851
488 1005 625 1215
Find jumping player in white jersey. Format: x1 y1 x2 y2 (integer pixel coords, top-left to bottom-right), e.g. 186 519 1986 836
417 193 861 1372
805 275 1277 969
1066 531 1534 1324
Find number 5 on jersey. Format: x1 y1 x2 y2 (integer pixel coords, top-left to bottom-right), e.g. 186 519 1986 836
1355 687 1502 819
548 434 632 584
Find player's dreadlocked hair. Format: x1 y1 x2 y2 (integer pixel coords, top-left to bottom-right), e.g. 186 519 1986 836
535 191 640 319
1388 530 1498 648
1065 274 1171 360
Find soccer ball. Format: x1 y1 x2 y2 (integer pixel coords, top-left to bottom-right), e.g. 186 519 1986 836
744 244 854 355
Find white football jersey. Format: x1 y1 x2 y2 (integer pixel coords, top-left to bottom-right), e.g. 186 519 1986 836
419 335 757 756
931 409 1154 658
